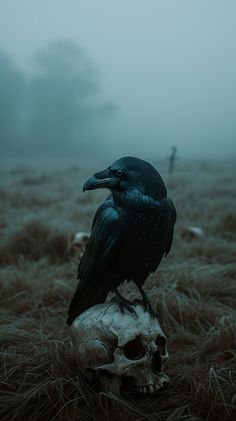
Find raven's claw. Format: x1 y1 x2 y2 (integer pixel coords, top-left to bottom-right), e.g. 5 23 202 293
141 298 158 319
111 293 137 316
136 286 158 319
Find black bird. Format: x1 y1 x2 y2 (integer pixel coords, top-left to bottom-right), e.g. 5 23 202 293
67 156 176 325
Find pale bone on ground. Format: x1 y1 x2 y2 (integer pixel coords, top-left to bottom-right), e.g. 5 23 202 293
180 225 204 240
70 231 90 258
70 302 170 396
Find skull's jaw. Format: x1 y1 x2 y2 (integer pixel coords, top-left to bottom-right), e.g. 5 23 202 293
137 373 170 394
97 372 170 396
121 372 170 395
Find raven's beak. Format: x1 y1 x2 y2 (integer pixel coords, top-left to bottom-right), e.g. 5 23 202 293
83 169 115 192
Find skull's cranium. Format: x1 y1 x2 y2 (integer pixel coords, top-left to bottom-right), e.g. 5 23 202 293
70 302 170 395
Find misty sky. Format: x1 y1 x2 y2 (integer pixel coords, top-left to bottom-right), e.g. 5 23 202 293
0 0 236 160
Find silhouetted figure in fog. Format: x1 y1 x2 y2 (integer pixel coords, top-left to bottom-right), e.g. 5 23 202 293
168 146 178 175
67 156 177 325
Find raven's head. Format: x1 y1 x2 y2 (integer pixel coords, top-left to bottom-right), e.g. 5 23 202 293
83 156 167 200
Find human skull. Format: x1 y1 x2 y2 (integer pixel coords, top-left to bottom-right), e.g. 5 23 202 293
70 302 170 395
70 231 90 258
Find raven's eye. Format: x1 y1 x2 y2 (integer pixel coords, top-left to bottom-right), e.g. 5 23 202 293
115 169 124 177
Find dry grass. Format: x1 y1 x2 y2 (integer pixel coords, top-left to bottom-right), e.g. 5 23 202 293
0 160 235 420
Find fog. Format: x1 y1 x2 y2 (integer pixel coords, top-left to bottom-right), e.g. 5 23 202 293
0 41 116 161
0 0 236 163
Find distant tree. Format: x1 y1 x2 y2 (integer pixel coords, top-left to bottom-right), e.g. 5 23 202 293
26 40 116 156
0 52 25 156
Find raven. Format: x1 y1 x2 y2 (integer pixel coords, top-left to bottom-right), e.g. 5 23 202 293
67 156 176 325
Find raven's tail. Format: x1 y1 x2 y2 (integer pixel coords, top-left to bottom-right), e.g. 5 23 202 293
67 282 108 326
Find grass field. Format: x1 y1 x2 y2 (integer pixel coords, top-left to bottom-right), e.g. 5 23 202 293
0 159 235 420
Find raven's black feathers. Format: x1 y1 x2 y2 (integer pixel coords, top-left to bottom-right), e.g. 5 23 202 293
164 197 177 256
67 201 121 325
67 156 176 325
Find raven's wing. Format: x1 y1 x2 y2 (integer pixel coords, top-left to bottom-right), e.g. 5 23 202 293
77 201 120 283
165 197 177 256
67 200 121 325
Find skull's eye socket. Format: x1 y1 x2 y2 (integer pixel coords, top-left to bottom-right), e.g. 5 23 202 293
123 337 146 360
156 336 166 355
115 169 124 177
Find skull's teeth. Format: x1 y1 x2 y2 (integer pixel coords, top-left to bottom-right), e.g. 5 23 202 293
139 383 160 394
149 384 155 393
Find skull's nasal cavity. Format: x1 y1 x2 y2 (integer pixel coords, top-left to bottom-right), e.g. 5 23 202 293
123 336 146 360
156 336 166 355
152 350 162 373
